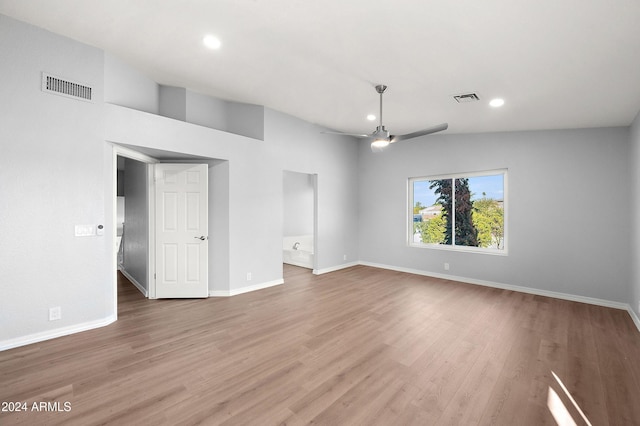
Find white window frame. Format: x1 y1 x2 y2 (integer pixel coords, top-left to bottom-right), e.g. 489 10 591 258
408 169 508 255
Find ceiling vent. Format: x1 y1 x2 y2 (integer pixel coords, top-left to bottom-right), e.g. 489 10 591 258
453 93 480 103
41 72 93 102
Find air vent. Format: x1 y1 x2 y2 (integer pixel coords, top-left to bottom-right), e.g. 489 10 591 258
41 72 93 102
453 93 480 103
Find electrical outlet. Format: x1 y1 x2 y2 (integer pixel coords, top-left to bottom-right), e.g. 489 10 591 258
444 263 450 271
49 306 61 321
343 254 347 261
246 272 252 281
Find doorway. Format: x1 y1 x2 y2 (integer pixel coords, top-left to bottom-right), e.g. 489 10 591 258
114 146 158 303
282 171 317 271
112 144 229 305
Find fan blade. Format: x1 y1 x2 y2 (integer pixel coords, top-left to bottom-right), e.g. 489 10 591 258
321 130 371 138
391 123 448 143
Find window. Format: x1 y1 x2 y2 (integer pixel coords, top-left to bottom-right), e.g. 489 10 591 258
409 170 507 254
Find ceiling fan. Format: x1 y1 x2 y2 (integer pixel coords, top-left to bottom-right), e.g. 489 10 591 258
325 85 448 152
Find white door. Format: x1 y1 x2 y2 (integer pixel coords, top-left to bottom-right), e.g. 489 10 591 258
155 163 209 298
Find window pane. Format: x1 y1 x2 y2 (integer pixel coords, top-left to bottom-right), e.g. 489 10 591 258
412 179 451 245
454 177 477 247
468 174 505 249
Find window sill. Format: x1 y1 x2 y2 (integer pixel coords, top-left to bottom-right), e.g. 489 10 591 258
408 242 508 256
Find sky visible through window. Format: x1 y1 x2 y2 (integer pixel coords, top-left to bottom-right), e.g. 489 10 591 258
414 174 504 207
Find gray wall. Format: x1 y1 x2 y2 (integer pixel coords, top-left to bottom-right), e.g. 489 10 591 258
104 53 158 115
283 171 314 237
227 101 265 141
630 111 640 317
122 158 148 291
358 127 631 303
186 90 228 130
0 15 113 345
159 85 187 121
158 86 265 140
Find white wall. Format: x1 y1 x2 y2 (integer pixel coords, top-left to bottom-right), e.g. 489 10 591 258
116 196 125 234
358 127 631 303
265 109 360 271
210 160 230 294
103 103 360 291
283 170 314 237
122 158 148 291
629 111 640 318
0 15 114 347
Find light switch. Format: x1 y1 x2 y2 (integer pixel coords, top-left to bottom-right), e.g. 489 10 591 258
75 225 95 236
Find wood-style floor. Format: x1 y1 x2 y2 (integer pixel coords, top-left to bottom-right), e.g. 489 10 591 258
1 265 639 425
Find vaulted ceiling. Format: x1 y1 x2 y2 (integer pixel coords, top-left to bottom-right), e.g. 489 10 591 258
2 0 640 135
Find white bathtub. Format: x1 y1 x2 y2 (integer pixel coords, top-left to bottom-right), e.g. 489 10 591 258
283 235 314 269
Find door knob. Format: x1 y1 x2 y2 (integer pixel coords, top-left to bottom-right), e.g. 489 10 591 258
194 236 208 240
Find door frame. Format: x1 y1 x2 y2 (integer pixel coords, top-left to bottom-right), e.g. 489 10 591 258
112 145 159 303
312 173 318 272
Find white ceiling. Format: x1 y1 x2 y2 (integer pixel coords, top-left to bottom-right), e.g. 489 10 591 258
2 0 640 135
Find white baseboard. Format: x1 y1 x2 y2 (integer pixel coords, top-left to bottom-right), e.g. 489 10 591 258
313 261 359 275
0 315 117 352
209 278 284 297
4 263 638 352
359 260 634 313
628 306 640 332
119 268 149 297
283 260 314 269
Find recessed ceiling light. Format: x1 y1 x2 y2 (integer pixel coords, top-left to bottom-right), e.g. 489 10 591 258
367 114 376 121
489 98 505 107
203 35 222 50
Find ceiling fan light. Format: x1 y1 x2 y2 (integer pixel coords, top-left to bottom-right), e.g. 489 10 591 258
203 35 222 50
371 139 390 149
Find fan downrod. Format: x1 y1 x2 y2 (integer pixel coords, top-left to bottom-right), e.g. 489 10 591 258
374 84 388 130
